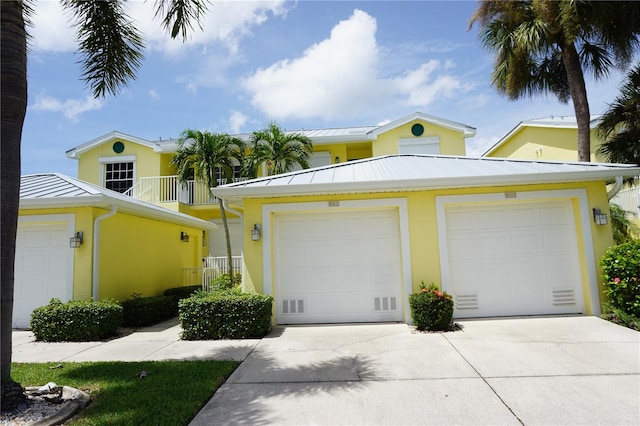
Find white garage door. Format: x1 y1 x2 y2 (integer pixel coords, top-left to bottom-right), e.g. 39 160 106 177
275 209 403 324
14 222 73 328
444 200 583 318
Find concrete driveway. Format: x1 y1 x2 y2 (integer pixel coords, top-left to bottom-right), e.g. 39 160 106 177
190 316 640 425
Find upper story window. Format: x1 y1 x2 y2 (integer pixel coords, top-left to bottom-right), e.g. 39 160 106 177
398 137 440 155
99 155 136 193
105 162 134 193
215 165 244 185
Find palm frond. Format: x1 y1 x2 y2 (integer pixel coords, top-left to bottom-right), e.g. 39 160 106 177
154 0 209 40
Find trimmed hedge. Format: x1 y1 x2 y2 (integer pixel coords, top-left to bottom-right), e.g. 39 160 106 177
121 295 177 328
164 285 202 304
31 299 123 342
179 291 273 340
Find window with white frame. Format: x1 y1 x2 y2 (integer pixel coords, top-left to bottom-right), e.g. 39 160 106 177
398 137 440 155
104 161 135 193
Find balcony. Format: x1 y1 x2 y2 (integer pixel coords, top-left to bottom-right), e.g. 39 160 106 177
123 175 247 206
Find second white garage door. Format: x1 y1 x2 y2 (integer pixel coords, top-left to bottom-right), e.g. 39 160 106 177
274 209 403 324
444 199 584 318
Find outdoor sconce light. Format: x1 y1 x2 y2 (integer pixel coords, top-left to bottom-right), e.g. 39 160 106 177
69 231 83 248
180 231 190 242
335 156 340 163
251 224 261 241
593 208 608 225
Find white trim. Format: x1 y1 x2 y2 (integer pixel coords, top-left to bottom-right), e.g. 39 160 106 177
435 189 599 316
98 156 136 190
98 155 136 163
17 214 76 302
262 198 413 323
399 137 440 155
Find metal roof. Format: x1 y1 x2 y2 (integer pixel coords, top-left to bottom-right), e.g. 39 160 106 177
66 112 476 157
212 154 640 202
20 173 217 230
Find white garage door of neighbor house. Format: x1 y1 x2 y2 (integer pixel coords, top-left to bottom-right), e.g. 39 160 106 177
445 199 584 318
14 222 72 328
275 209 403 324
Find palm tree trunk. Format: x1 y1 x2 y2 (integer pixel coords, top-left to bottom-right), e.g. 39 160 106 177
1 0 28 410
217 198 234 280
562 42 592 162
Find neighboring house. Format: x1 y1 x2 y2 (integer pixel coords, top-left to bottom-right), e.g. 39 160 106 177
65 112 476 258
212 155 639 324
14 173 215 328
482 115 640 220
482 116 604 162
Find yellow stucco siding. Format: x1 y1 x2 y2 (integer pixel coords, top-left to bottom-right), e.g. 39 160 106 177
19 206 206 303
239 181 613 316
98 214 204 300
77 138 161 185
487 126 605 162
373 121 467 156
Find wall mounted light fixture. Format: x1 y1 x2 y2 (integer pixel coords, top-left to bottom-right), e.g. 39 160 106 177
251 224 261 241
593 208 608 225
335 156 340 163
180 231 190 242
70 231 83 248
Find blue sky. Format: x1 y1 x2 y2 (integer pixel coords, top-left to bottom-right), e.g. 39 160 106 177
23 0 631 177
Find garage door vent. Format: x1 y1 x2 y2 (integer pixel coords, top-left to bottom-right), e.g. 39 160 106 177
282 299 305 314
374 296 397 312
454 293 478 310
552 289 576 305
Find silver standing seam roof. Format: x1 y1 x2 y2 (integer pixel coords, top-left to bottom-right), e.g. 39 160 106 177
20 173 217 230
212 154 640 203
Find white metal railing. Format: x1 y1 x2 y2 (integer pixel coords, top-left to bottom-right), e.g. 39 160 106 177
124 176 248 206
182 256 243 289
611 187 640 216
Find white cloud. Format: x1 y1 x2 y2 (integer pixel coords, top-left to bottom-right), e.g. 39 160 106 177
242 9 470 121
31 94 104 121
149 89 160 101
228 110 249 133
30 0 289 57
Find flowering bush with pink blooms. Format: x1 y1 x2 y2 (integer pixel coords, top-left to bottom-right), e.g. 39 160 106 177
600 240 640 320
408 282 454 331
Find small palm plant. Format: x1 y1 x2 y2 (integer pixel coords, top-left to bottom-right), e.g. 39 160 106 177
244 121 313 178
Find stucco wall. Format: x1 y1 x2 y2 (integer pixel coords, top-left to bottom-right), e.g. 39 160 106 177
373 120 467 156
239 181 613 316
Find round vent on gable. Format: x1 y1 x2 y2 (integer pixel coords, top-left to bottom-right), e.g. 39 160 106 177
411 123 424 136
113 141 125 153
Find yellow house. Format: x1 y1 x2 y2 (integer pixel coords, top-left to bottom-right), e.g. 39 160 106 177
14 173 215 328
213 155 639 324
483 115 640 223
482 115 605 162
64 112 476 258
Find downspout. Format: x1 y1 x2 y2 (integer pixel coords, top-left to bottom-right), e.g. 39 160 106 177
92 206 117 300
219 195 245 290
607 176 624 200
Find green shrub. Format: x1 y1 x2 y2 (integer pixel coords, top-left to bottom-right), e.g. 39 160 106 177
600 240 640 318
163 285 202 304
408 282 454 331
30 298 123 342
121 295 177 328
208 274 242 292
179 291 272 340
601 303 640 331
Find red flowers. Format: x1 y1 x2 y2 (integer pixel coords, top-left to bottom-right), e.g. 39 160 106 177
614 277 621 283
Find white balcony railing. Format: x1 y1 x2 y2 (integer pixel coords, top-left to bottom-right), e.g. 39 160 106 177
610 187 640 217
182 256 243 289
123 176 247 206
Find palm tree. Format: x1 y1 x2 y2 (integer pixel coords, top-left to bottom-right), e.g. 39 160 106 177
469 0 640 162
609 203 638 245
171 130 245 279
597 63 640 165
1 0 208 410
244 122 314 178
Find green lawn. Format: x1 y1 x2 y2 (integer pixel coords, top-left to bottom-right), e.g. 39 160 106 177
12 360 239 425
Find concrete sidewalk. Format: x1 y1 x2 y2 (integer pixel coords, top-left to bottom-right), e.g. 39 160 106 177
12 316 640 425
12 318 259 363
